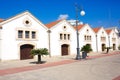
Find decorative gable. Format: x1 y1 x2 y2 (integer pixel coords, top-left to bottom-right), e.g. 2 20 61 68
0 11 47 30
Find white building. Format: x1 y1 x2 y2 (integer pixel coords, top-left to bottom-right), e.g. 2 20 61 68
0 11 48 61
77 24 97 52
106 27 120 46
0 11 119 61
93 27 109 52
45 19 77 56
105 29 118 50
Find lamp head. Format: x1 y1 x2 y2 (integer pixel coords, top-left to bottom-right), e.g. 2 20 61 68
80 10 85 16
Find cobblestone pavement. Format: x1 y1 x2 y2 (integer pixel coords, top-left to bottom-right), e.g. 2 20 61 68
0 51 120 80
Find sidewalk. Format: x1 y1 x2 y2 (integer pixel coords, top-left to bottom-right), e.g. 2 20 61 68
0 51 120 76
0 51 102 69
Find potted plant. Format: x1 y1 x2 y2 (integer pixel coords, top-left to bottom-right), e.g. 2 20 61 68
81 44 92 59
30 48 49 64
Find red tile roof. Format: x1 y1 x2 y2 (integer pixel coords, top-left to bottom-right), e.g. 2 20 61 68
106 29 112 34
93 27 101 33
45 20 62 28
0 19 4 22
74 24 84 30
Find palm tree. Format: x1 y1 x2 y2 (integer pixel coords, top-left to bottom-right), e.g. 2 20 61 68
30 48 49 64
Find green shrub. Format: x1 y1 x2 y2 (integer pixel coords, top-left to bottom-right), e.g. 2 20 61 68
31 48 49 56
81 44 92 53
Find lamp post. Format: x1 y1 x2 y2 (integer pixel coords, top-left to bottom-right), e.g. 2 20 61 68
75 4 85 60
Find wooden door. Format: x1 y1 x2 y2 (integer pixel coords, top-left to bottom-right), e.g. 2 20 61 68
102 44 105 51
113 44 116 50
20 44 33 60
61 44 69 56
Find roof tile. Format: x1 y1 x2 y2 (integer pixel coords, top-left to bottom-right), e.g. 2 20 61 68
45 20 62 28
0 19 4 22
74 24 84 30
105 29 112 34
93 27 101 33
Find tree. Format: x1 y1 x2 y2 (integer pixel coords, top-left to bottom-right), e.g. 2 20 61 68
30 48 49 64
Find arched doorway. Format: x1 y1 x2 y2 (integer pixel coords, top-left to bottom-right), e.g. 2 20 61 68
61 44 69 56
20 44 34 60
102 44 105 51
113 44 116 50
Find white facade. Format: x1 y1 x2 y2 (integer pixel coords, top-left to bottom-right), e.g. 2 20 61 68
105 27 120 46
78 24 97 52
0 11 48 61
93 27 109 52
46 20 77 56
0 11 119 61
106 29 118 50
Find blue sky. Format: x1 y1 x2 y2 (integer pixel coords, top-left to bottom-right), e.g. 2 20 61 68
0 0 120 28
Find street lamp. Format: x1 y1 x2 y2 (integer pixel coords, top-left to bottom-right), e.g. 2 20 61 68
75 4 85 60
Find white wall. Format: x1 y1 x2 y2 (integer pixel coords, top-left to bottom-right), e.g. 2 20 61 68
96 28 108 52
50 20 76 56
79 24 97 52
0 14 48 60
109 30 118 50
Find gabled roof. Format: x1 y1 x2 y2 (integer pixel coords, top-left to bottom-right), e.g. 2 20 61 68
45 19 76 31
45 20 62 28
105 29 112 34
74 24 85 30
0 11 47 29
93 27 101 33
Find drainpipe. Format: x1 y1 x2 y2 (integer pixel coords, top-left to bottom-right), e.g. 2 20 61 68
47 30 51 57
96 34 98 52
108 35 110 48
